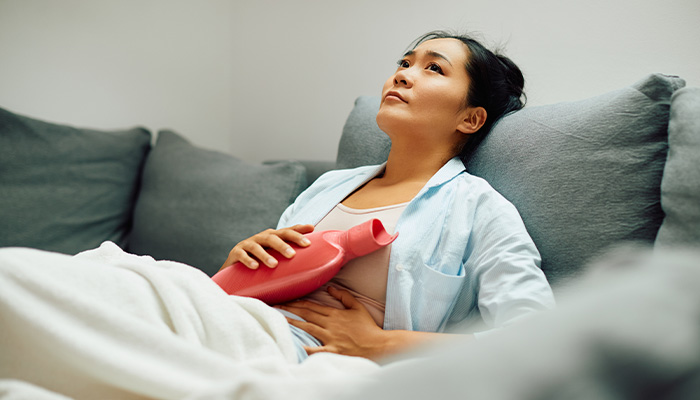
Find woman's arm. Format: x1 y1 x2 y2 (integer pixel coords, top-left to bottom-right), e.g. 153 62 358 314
279 286 468 361
466 194 555 329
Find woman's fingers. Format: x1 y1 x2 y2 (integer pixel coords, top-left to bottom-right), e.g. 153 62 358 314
240 232 294 267
286 318 330 343
220 248 249 271
230 250 260 270
278 224 314 248
240 240 281 268
246 227 312 266
220 225 315 271
304 345 333 356
289 223 315 234
328 286 363 310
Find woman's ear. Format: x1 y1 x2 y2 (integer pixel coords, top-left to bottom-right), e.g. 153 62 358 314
457 107 487 135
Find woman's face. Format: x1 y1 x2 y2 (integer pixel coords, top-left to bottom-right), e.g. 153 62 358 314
376 38 472 142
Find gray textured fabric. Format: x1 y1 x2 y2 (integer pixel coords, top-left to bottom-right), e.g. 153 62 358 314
0 107 151 254
467 74 685 287
335 74 686 288
127 130 308 276
296 160 337 186
266 159 336 189
656 88 700 248
336 96 389 169
339 247 700 400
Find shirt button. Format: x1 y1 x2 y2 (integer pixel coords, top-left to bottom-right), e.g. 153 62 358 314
395 264 404 271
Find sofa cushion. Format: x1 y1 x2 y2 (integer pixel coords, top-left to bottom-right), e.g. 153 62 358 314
0 107 151 254
127 130 308 276
655 87 700 247
335 74 685 289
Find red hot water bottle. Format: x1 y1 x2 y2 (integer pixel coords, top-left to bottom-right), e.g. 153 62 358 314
212 218 398 305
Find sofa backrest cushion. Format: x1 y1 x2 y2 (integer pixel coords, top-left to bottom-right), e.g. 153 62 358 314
655 87 700 247
127 130 308 276
336 96 391 170
0 107 151 254
336 74 685 289
467 74 684 288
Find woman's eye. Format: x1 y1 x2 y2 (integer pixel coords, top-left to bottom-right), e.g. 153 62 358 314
427 63 443 74
396 59 410 68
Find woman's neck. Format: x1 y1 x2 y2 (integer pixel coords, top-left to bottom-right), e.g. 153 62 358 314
381 141 454 185
339 139 455 210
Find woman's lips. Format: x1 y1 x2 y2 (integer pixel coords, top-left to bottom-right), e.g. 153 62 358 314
385 91 407 103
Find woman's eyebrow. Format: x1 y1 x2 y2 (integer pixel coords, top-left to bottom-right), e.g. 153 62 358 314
402 49 453 66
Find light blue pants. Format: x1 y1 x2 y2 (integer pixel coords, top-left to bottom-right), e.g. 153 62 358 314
275 308 322 362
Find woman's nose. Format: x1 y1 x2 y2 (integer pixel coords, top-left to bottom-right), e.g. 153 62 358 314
393 69 413 87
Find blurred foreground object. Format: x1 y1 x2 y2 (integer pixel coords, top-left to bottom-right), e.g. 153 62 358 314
340 246 700 400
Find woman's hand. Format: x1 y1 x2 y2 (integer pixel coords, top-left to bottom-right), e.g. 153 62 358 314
280 286 470 361
220 224 314 271
278 286 389 360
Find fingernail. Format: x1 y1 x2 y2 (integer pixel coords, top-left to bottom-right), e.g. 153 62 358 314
284 247 296 257
267 258 278 267
301 238 310 246
250 261 259 269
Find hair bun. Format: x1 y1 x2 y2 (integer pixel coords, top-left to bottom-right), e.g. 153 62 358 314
495 54 526 109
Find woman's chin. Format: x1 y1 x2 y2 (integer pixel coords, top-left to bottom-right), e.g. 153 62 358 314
376 109 414 135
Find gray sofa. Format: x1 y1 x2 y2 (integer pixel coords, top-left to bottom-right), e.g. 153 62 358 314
1 73 698 292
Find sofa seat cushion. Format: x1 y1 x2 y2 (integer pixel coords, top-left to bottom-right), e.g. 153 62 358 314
0 107 151 254
127 130 308 276
655 87 700 247
336 74 685 289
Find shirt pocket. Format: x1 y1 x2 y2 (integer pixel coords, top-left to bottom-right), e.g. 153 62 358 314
412 261 468 332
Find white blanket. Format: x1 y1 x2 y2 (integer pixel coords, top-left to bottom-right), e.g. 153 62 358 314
0 242 378 399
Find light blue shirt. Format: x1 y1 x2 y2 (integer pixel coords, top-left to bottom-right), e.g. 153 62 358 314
278 157 555 334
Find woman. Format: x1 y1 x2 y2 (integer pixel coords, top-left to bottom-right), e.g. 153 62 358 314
221 31 555 362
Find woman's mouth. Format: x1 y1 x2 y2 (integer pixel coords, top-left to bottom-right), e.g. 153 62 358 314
385 91 407 103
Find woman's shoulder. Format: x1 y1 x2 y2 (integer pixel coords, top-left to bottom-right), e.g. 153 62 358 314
452 169 506 197
449 170 521 215
427 158 503 199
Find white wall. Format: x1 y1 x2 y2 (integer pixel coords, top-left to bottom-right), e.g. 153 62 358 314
1 0 698 163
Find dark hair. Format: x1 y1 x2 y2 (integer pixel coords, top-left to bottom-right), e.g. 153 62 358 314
410 30 526 161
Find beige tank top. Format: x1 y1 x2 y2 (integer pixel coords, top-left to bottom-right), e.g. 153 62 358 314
300 202 407 327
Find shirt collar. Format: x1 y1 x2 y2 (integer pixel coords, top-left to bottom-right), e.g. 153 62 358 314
361 157 465 196
365 157 466 185
424 157 467 188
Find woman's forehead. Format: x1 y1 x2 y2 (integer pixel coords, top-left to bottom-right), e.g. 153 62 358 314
410 38 469 64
